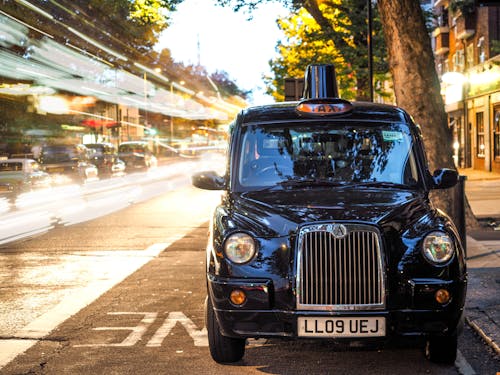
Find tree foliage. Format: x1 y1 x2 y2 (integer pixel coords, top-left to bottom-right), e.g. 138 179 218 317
2 0 182 56
266 6 356 101
154 49 249 101
216 0 300 13
219 0 389 101
448 0 476 15
2 0 245 101
65 0 182 53
210 71 251 98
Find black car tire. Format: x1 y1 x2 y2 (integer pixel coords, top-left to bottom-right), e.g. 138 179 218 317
206 296 245 363
425 332 457 364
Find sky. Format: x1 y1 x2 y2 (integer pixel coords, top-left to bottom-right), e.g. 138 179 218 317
157 0 288 105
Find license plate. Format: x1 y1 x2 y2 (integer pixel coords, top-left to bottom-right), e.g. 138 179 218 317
298 317 385 338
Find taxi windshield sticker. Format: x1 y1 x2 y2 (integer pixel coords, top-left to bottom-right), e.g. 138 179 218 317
263 138 279 148
382 131 404 141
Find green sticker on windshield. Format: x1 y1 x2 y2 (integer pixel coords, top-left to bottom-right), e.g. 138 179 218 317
382 131 403 141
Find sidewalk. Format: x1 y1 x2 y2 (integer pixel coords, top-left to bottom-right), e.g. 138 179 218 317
465 236 500 356
458 168 500 182
459 168 500 356
459 168 500 221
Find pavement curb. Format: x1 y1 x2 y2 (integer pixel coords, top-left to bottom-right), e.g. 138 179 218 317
465 316 500 356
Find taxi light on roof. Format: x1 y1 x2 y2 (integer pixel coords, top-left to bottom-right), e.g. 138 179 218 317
296 99 353 116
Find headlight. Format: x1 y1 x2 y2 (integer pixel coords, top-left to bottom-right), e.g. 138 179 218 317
422 231 454 264
224 233 256 264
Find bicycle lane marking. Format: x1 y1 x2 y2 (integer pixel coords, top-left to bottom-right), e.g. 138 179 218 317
73 311 208 348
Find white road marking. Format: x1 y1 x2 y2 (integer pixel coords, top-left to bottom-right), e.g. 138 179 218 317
455 349 477 375
74 312 158 347
0 241 175 369
0 340 39 370
74 311 208 348
146 311 208 347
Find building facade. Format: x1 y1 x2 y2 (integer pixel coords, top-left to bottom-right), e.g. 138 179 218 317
0 3 240 160
432 1 500 173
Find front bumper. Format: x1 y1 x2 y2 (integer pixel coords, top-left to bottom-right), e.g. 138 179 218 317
208 275 466 340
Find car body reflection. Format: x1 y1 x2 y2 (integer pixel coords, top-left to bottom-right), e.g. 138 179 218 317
84 143 126 178
0 158 52 200
38 144 98 184
118 141 158 172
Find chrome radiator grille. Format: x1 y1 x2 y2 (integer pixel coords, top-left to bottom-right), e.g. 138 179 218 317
296 224 385 311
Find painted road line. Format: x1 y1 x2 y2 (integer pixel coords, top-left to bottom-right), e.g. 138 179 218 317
455 350 476 375
0 340 38 370
145 312 207 347
0 241 176 369
75 312 159 347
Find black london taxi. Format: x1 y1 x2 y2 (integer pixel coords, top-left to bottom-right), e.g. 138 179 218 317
192 65 467 365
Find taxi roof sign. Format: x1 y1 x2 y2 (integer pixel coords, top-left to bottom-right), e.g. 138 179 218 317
296 98 353 116
302 64 339 99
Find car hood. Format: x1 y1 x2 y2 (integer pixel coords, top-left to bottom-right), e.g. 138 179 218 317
228 187 430 237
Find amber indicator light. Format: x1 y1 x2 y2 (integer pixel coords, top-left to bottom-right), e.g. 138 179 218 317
435 289 451 304
230 289 247 306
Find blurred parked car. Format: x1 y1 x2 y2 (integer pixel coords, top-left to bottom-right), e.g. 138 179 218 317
38 144 98 184
0 158 51 199
117 141 157 171
84 143 126 177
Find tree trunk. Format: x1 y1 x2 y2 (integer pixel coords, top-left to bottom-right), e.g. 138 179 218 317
377 0 451 169
377 0 479 229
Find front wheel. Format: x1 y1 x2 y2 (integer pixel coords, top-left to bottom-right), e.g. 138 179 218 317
206 296 245 363
425 333 457 364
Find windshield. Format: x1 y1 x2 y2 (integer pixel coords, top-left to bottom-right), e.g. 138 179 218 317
119 144 147 153
85 144 114 155
41 146 82 163
235 122 421 190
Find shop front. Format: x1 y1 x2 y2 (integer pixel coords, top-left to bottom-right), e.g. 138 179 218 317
442 58 500 173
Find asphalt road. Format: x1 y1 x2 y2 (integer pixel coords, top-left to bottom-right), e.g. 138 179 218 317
0 181 498 374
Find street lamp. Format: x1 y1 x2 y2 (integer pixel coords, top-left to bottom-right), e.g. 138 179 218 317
367 0 374 102
142 68 162 131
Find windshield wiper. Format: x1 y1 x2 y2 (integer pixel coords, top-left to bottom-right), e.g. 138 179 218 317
278 179 348 188
240 185 283 195
346 181 413 189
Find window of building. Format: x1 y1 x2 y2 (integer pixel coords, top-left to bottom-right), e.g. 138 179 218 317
494 108 500 160
454 50 465 71
466 43 474 69
476 112 485 158
478 37 486 63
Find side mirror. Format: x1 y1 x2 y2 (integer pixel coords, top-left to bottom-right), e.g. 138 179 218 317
432 168 458 189
192 171 226 190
